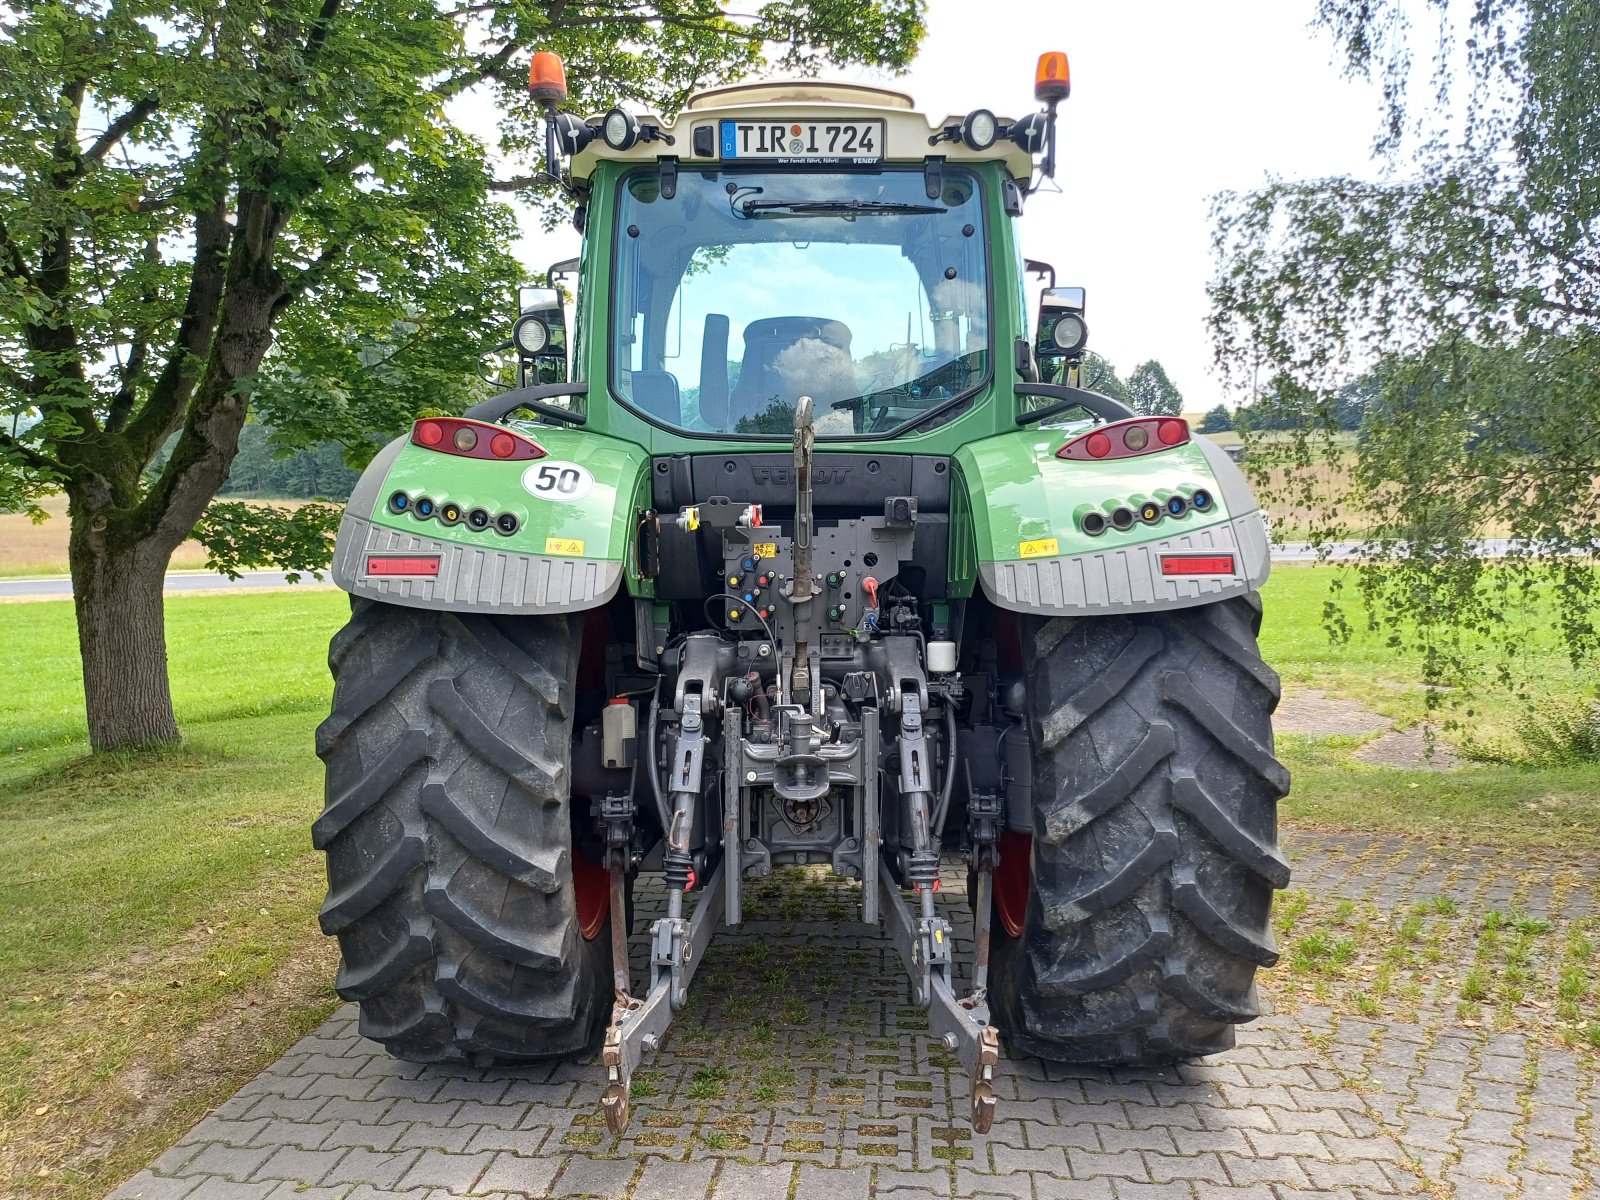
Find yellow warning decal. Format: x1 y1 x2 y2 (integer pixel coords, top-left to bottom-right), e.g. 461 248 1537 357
545 537 585 556
1019 537 1059 559
752 542 777 560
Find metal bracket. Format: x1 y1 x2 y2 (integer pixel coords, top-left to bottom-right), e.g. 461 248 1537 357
879 866 1001 1133
602 863 725 1134
861 706 880 926
597 791 635 999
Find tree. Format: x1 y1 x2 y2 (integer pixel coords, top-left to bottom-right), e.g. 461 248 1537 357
1078 353 1133 407
1126 359 1184 416
1209 0 1600 702
1200 404 1233 434
0 0 925 751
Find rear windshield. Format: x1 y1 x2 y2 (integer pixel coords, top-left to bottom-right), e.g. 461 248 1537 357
610 167 990 439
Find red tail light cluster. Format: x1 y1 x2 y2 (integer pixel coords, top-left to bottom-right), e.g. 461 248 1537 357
1058 417 1189 461
412 418 545 461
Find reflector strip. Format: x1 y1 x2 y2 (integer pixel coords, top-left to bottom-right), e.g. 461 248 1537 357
1160 554 1236 576
367 556 441 577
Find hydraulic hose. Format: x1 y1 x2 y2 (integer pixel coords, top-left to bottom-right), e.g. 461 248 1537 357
933 703 958 836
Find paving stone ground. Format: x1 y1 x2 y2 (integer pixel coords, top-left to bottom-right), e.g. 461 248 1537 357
110 833 1599 1200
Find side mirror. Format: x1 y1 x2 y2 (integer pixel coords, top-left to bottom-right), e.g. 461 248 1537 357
512 288 568 386
1034 286 1088 374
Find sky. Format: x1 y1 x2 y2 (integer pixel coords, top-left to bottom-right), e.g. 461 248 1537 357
466 0 1393 412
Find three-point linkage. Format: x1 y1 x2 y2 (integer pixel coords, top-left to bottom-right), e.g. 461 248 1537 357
598 395 1003 1135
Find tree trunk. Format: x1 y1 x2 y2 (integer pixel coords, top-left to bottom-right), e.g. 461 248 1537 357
69 509 180 751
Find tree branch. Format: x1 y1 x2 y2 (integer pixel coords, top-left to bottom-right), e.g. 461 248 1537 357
121 202 233 461
0 356 38 400
1447 278 1600 322
107 234 161 433
273 239 346 315
0 427 68 475
434 40 517 100
488 174 543 192
0 214 33 285
30 77 98 435
302 0 343 63
81 96 160 168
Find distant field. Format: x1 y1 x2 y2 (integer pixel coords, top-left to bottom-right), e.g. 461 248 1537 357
0 497 212 578
0 496 319 579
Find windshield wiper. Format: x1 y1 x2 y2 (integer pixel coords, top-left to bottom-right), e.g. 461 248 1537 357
737 199 948 220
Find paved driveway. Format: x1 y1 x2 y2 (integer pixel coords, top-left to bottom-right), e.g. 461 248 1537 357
111 833 1598 1199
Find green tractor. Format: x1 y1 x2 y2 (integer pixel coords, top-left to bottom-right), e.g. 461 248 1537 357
313 50 1288 1135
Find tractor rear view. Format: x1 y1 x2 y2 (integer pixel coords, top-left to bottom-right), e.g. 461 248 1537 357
313 51 1288 1134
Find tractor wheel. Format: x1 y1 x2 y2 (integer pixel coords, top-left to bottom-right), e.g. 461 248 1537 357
990 595 1291 1063
313 599 613 1064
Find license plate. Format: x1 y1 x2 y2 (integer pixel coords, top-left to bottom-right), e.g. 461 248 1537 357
719 119 884 163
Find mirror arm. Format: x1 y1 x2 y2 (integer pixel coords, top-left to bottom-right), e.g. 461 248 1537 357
1014 381 1135 426
465 381 589 425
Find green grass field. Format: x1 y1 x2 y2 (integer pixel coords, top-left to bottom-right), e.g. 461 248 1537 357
0 572 1595 1197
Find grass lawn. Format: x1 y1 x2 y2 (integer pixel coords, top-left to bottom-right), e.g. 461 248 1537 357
0 590 349 1199
1260 565 1600 851
0 570 1594 1196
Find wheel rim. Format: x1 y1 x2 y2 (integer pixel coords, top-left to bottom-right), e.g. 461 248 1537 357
572 850 610 940
994 829 1031 938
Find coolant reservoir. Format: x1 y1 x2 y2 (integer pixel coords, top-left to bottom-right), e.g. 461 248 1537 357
926 641 958 674
602 699 637 769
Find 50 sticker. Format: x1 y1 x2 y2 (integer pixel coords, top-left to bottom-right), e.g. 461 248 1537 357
521 460 595 502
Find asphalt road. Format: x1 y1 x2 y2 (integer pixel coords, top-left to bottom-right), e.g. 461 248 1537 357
0 569 324 599
0 541 1527 599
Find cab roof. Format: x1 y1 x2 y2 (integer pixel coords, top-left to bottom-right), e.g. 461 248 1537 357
566 79 1037 183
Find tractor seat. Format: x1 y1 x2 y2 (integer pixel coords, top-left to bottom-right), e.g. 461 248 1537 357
727 316 852 427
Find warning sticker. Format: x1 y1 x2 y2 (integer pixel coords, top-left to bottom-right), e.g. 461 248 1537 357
544 537 585 557
752 542 777 559
1019 537 1059 559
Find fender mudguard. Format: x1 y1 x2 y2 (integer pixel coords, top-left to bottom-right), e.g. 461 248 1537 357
952 428 1270 616
331 425 650 614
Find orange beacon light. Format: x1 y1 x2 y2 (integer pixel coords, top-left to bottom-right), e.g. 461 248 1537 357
1034 51 1070 103
529 51 568 105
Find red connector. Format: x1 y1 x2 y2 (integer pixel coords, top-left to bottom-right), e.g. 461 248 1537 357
411 417 545 461
1058 417 1190 461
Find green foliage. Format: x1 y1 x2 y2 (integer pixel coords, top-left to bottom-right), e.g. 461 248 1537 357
1126 359 1183 416
1241 371 1373 433
1200 404 1233 433
1465 698 1600 767
219 423 359 501
1209 0 1600 705
1077 353 1132 406
0 0 924 746
191 500 343 581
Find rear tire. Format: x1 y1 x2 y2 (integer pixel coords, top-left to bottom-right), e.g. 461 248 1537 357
991 595 1290 1063
313 599 611 1063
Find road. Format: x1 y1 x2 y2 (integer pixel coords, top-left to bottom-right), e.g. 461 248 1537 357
0 541 1531 599
0 569 326 600
109 834 1598 1200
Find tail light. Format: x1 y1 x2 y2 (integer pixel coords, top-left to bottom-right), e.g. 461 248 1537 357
411 418 545 461
1058 417 1190 461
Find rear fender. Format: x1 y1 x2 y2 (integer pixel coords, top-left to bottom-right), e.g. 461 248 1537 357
953 428 1270 616
331 425 650 614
